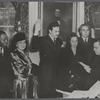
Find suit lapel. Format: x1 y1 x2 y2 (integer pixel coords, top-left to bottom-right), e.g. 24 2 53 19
80 37 88 46
88 37 92 46
46 35 62 54
46 35 57 52
56 38 62 54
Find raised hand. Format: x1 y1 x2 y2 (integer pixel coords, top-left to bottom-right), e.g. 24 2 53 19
34 19 41 36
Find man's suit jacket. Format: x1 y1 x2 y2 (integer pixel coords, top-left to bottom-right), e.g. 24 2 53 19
0 47 15 98
0 47 14 79
86 55 100 90
77 37 95 65
30 35 62 98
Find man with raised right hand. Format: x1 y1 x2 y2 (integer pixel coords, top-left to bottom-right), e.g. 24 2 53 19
30 20 62 98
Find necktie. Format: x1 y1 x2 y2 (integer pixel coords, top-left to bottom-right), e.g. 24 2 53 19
85 39 88 45
54 39 56 45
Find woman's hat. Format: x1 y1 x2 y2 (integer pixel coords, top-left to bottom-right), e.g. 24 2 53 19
13 32 26 43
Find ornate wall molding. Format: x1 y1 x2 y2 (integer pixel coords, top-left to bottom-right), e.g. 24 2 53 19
12 2 29 39
84 2 100 28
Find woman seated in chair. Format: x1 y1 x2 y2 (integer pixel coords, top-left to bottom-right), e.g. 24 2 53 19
10 32 38 98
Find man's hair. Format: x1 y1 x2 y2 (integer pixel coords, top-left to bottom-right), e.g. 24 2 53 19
94 38 100 45
48 21 60 32
0 30 6 37
78 24 91 37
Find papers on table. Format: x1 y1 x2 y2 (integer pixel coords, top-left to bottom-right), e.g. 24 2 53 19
88 80 100 98
56 80 100 98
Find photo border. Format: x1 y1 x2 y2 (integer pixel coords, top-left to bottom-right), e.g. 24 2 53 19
0 0 100 100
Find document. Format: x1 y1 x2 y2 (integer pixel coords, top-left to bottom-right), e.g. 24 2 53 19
88 80 100 98
56 80 100 98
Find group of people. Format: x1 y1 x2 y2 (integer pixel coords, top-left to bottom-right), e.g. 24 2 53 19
56 24 95 92
0 31 38 98
30 20 100 98
0 20 100 98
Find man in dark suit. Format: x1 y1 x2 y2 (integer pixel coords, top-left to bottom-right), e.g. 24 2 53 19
77 24 95 65
0 30 14 98
30 21 62 98
79 39 100 90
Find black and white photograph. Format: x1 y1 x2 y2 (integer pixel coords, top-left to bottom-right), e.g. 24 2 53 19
0 1 100 99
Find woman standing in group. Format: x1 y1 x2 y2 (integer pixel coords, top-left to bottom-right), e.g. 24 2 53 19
56 32 88 92
10 32 38 98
